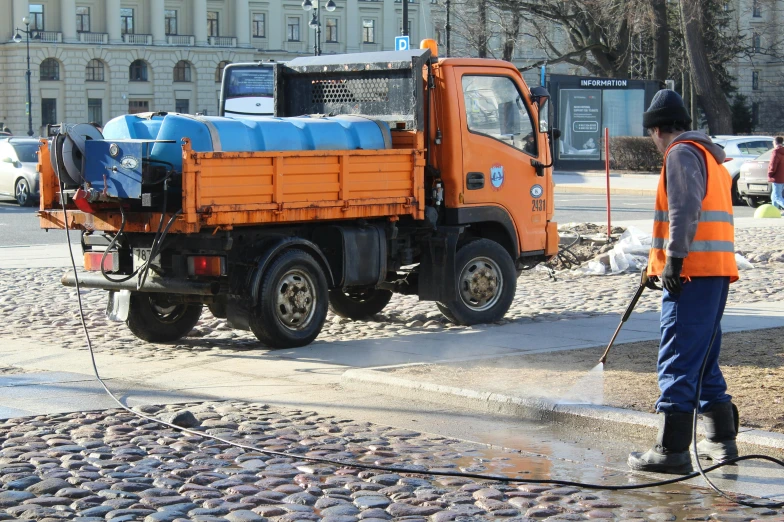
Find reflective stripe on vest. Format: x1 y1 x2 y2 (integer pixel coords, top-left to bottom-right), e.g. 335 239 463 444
653 210 734 225
648 140 739 282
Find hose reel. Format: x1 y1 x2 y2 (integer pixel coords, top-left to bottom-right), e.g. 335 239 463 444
50 123 104 187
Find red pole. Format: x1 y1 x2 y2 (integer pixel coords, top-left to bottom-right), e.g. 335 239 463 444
605 127 611 240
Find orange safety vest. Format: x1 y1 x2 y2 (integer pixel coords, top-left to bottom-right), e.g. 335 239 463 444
648 140 739 282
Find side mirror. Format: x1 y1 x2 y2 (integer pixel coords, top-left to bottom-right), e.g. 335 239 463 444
550 128 562 141
1 157 14 164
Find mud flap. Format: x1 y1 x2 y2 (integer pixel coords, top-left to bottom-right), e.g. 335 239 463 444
106 290 131 322
418 226 462 302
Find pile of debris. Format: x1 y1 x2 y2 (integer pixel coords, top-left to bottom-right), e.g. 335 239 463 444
547 223 625 271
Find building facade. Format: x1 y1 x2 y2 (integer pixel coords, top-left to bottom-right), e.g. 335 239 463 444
0 0 435 135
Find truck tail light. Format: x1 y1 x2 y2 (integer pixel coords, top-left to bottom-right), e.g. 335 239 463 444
188 256 226 277
724 157 734 163
84 251 118 272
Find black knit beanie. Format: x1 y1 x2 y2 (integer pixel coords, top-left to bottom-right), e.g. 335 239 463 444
642 89 692 129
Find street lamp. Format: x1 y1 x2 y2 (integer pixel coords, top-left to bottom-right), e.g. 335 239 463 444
13 17 40 137
302 0 336 56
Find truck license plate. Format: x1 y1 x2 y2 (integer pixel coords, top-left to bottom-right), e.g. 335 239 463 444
751 184 769 191
133 248 160 271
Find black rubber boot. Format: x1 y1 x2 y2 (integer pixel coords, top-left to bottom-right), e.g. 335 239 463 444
628 411 694 474
697 401 739 462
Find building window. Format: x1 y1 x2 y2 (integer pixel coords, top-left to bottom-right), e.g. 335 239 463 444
752 33 761 52
287 17 300 41
39 59 59 81
753 0 761 17
41 98 57 126
752 70 760 90
165 10 178 35
130 60 148 82
215 60 230 82
208 11 219 37
128 100 150 114
175 99 190 114
362 19 375 43
253 13 265 38
29 4 44 31
121 8 134 34
86 59 104 81
76 6 90 33
88 98 102 125
326 18 338 43
173 61 191 82
435 28 443 45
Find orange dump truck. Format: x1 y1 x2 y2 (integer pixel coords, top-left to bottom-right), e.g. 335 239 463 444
39 46 559 348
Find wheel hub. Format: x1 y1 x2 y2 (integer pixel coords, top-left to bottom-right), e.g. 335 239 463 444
276 270 316 330
459 256 503 311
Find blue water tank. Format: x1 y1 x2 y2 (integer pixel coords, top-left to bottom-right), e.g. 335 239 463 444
103 114 164 140
103 113 391 172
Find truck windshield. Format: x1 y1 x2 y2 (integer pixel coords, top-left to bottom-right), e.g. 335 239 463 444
220 65 275 119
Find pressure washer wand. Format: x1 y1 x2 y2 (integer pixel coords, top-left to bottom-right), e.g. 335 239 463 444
598 268 654 365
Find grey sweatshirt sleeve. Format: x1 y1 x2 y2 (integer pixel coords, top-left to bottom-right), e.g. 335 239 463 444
665 143 706 258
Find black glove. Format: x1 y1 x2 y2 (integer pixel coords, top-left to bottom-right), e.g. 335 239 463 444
661 256 684 295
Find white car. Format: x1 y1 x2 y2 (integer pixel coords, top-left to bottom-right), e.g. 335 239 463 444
0 138 40 206
711 135 774 204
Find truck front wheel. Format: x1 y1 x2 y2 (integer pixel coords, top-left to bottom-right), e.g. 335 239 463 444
126 293 203 343
249 249 329 348
329 288 393 320
437 239 516 326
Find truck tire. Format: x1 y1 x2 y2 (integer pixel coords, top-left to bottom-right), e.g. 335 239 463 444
249 249 328 348
328 288 393 320
126 293 202 343
437 239 516 326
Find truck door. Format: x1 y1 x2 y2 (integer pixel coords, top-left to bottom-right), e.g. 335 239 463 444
455 69 548 253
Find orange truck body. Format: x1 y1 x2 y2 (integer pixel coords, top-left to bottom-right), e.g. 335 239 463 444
40 48 559 349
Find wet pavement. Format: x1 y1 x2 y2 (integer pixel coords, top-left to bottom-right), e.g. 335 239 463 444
1 401 782 522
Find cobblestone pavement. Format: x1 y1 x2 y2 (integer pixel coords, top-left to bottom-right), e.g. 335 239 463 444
1 228 782 358
1 401 781 522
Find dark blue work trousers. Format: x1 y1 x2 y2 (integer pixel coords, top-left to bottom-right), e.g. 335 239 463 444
656 276 732 414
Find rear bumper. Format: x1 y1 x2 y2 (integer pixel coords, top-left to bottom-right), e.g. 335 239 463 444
61 270 220 295
738 180 771 197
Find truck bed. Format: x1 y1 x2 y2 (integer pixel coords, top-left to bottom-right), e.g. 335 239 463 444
39 132 426 234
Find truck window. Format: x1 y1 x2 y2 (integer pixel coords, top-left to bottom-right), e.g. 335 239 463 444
462 75 537 156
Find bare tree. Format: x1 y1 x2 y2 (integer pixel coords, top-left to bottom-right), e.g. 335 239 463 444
679 0 733 133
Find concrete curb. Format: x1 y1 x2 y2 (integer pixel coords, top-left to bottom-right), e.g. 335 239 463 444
554 186 657 196
341 368 784 456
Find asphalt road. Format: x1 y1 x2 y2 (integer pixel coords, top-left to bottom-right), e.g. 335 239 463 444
0 194 763 248
554 192 757 225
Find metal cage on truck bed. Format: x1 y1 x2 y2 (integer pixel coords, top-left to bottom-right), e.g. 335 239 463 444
275 49 430 131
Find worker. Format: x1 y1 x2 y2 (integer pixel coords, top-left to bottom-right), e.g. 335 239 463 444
628 90 739 474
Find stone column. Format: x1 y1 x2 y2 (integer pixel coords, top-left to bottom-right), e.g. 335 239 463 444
346 0 359 52
234 0 250 47
61 0 77 42
12 0 28 29
267 0 282 51
151 0 166 45
383 0 396 51
106 0 121 44
194 0 208 45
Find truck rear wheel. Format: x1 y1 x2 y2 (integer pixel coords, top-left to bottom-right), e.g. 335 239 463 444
329 288 393 320
249 249 328 348
126 293 203 343
437 239 516 326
